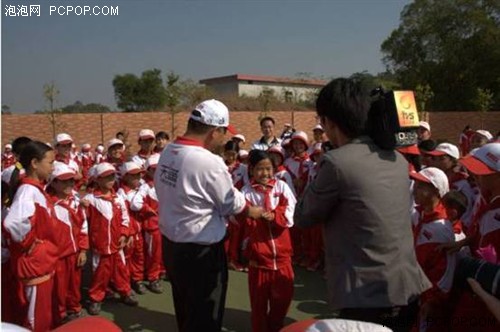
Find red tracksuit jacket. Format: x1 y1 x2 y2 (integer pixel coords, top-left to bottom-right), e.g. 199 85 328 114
83 189 129 256
413 203 457 303
48 192 89 257
3 178 62 279
240 179 297 270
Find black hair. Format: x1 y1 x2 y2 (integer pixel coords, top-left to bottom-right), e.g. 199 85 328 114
224 140 240 153
156 131 170 140
316 78 370 139
259 116 275 127
12 136 32 157
418 139 437 152
8 141 53 206
116 132 124 138
442 190 468 217
248 150 272 168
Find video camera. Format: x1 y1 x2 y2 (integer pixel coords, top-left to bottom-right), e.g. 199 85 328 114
367 88 420 150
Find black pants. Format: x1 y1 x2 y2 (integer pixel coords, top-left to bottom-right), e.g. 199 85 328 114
162 236 228 332
338 299 419 332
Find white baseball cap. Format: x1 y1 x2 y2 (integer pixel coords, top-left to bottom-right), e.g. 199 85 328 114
87 164 98 180
290 131 309 148
312 124 324 132
410 167 450 198
95 162 116 178
475 130 493 141
284 123 292 128
232 134 246 143
419 121 431 132
268 146 285 160
190 99 236 134
119 161 143 176
107 138 124 149
145 154 160 169
139 129 155 141
55 133 73 145
49 161 76 183
426 143 460 159
96 145 105 153
81 143 91 151
460 142 500 176
238 149 249 159
5 144 12 150
46 142 52 148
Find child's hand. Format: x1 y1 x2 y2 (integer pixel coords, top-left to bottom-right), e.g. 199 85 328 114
247 206 264 219
118 236 127 249
126 236 134 248
77 251 87 267
80 199 90 208
261 212 275 221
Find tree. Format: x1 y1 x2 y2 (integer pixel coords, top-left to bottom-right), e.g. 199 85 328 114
1 105 11 115
415 83 435 113
43 82 66 138
474 87 494 128
112 69 166 112
165 71 182 137
381 0 500 111
61 101 112 113
258 88 276 119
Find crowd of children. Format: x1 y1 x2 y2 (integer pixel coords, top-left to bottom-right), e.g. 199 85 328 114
1 119 500 332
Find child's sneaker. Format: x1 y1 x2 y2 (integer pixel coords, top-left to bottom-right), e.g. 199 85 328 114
87 302 101 316
132 281 147 295
147 280 163 294
121 294 139 306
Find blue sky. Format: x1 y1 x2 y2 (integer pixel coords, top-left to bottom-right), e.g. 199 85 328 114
2 0 411 113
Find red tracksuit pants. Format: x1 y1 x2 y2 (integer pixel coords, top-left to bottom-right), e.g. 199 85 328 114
248 263 294 332
227 221 244 264
143 230 163 281
303 225 323 265
124 232 144 282
89 250 131 302
24 278 54 332
2 261 26 325
53 254 82 323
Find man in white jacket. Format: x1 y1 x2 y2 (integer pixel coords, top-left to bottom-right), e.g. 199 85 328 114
155 99 263 332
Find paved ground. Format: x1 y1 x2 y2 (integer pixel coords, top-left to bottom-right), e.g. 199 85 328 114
82 266 334 332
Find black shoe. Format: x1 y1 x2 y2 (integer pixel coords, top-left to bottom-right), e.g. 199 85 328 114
159 271 169 281
132 281 147 295
121 294 139 306
147 280 163 294
66 311 83 322
87 302 101 316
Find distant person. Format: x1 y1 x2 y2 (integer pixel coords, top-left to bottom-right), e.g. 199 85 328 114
231 134 246 150
154 131 170 154
155 99 263 331
470 130 493 150
459 125 475 156
116 131 125 141
251 117 282 151
417 121 432 143
132 129 156 169
294 78 431 332
2 144 15 170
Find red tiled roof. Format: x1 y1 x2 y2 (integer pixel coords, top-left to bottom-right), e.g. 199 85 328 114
199 73 327 87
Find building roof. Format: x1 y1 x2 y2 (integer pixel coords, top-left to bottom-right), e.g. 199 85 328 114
199 74 327 87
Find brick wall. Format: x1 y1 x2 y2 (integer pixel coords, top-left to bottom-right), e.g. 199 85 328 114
2 111 499 154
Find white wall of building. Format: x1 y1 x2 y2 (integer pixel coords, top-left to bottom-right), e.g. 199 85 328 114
238 82 319 102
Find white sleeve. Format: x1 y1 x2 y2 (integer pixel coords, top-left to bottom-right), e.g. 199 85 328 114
281 181 297 227
205 162 246 217
3 186 36 243
115 195 130 228
129 188 146 212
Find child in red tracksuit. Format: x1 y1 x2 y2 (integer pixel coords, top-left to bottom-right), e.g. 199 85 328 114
117 161 147 295
3 141 62 332
240 150 296 332
284 131 312 267
84 162 138 315
224 141 247 271
46 162 89 324
140 154 165 290
268 146 296 197
410 167 457 331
